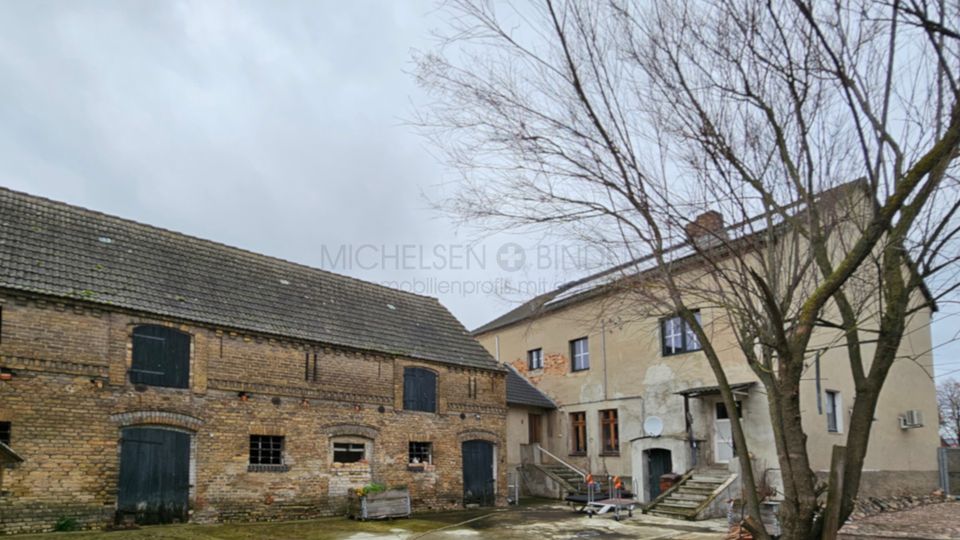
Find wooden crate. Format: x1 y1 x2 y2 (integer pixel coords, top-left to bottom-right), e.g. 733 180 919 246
350 489 411 520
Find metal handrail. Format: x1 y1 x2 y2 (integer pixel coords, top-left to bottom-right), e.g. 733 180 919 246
536 444 587 479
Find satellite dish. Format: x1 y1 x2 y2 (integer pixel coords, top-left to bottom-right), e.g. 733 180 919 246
644 416 664 437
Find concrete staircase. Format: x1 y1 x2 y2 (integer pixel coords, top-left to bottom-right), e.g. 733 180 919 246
538 463 585 493
646 468 734 520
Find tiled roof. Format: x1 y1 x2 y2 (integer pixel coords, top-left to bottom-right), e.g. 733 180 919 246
0 187 501 372
472 180 935 335
505 366 555 409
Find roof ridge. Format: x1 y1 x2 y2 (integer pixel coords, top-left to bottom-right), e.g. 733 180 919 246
0 185 436 303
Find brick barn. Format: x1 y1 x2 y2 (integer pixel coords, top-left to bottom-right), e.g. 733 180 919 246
0 188 508 534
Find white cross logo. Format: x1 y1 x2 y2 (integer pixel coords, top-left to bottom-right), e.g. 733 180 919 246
497 243 526 272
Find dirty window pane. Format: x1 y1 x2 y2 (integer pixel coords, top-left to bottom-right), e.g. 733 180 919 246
408 442 432 464
333 442 366 463
249 435 284 465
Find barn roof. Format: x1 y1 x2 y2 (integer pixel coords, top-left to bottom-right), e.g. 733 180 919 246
0 187 501 372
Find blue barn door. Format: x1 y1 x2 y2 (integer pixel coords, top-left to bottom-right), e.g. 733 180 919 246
462 440 494 506
118 427 190 524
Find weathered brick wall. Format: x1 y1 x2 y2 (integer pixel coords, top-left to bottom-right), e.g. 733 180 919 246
0 293 507 534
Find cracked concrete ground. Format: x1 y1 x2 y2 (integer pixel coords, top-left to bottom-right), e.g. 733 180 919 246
13 502 728 539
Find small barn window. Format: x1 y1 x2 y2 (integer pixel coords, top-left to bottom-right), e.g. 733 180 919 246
130 325 190 389
332 442 367 463
0 422 10 446
403 368 437 413
409 442 432 464
249 435 284 465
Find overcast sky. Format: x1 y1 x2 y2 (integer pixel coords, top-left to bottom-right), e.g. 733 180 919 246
0 1 956 381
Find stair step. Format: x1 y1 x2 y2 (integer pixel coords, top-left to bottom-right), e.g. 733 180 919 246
686 480 724 489
669 493 708 502
648 508 696 519
691 475 728 482
660 499 701 509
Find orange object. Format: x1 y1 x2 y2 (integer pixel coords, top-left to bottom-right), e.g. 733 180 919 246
585 474 594 485
613 476 623 489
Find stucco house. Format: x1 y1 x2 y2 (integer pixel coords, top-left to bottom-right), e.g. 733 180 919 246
0 187 508 534
474 205 941 518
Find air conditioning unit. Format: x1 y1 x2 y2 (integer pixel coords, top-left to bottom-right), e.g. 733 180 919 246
899 410 923 429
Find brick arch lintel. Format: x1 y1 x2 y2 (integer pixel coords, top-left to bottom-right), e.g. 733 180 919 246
110 410 204 432
322 423 380 440
457 429 502 445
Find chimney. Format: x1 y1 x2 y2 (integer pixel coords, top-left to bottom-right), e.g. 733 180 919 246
685 210 726 249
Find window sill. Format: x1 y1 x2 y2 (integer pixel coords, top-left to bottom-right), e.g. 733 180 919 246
570 368 590 373
402 409 438 415
600 452 620 457
407 463 435 473
247 464 289 473
661 349 703 358
569 452 586 457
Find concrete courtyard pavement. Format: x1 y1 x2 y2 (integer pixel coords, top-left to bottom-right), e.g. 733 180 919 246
12 502 729 539
402 503 728 540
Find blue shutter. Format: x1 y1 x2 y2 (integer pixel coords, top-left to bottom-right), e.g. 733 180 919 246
404 368 437 412
131 326 190 389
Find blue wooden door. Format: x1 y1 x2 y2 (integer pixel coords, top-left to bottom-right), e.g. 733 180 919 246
647 448 672 500
462 440 494 506
118 427 190 524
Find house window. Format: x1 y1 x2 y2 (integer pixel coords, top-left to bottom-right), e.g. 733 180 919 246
716 401 743 419
403 367 438 413
600 410 619 455
570 412 587 455
826 391 843 433
249 435 284 466
409 442 432 464
0 422 9 446
570 338 589 371
528 414 542 444
130 325 190 389
661 312 702 356
527 348 543 370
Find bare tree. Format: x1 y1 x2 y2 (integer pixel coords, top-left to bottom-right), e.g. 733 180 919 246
941 379 960 444
415 1 960 538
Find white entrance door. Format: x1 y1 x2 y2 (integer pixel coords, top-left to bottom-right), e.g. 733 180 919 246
714 402 735 463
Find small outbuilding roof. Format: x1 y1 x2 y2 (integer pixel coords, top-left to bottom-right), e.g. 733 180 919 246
505 366 556 409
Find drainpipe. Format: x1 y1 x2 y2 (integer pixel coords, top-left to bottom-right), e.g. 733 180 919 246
601 319 608 400
495 335 501 363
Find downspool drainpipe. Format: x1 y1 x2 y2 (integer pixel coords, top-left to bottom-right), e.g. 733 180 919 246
601 319 608 400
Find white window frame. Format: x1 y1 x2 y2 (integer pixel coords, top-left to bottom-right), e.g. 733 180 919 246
527 348 543 370
825 390 843 433
570 337 589 371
